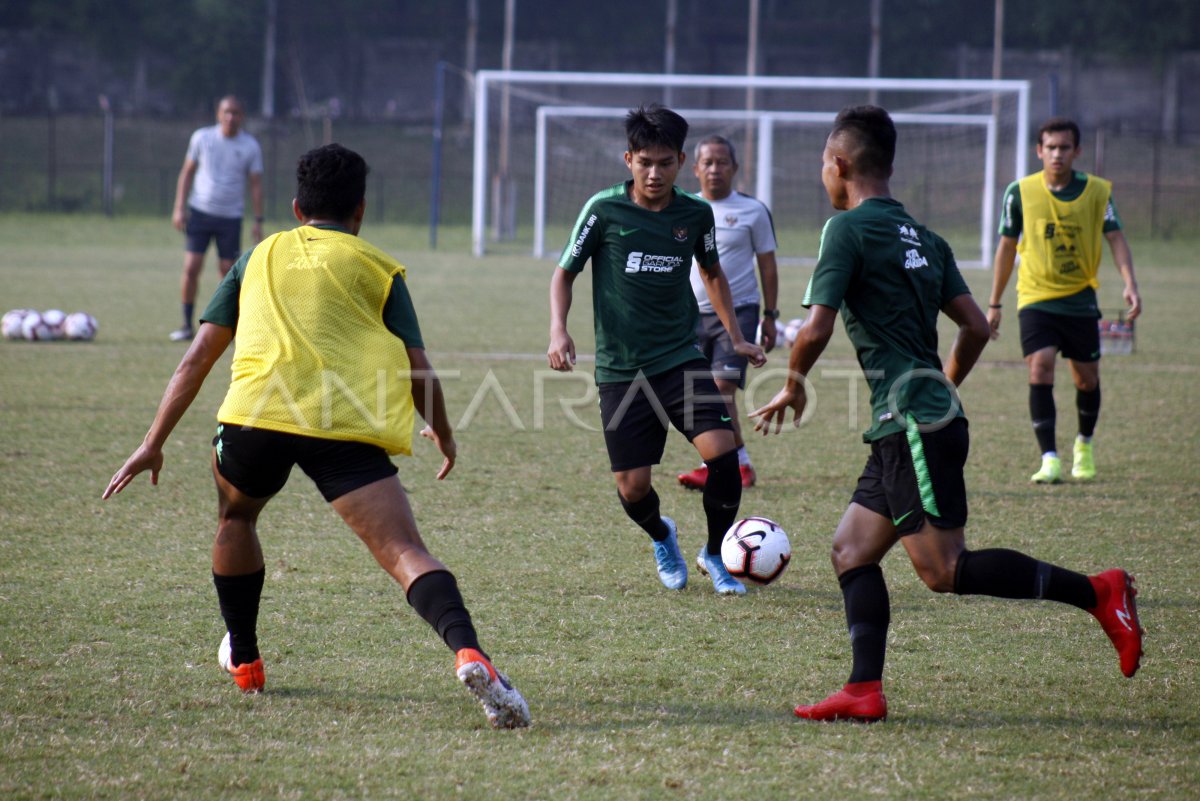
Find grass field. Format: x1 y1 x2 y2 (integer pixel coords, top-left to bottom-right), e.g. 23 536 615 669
1 215 1198 800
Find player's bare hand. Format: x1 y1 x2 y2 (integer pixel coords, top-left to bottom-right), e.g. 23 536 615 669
1125 286 1142 321
172 209 186 232
735 340 767 368
102 444 164 499
420 425 456 480
760 317 778 353
547 332 576 372
985 307 1002 340
749 386 806 435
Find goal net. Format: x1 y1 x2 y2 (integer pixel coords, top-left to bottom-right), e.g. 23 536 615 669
473 70 1030 267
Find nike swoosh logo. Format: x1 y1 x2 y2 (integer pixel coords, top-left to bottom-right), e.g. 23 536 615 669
892 510 916 526
619 227 639 236
720 415 732 422
1115 606 1134 631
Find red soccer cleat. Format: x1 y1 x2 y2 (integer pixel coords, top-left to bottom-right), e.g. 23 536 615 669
740 464 757 488
794 680 887 722
1088 569 1144 678
218 632 265 693
677 464 708 490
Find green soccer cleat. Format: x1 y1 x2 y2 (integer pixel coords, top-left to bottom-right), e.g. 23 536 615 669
1030 454 1062 484
1072 437 1096 481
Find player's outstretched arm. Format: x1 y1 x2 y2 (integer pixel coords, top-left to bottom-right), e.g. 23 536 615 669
408 347 456 480
749 304 836 434
1105 229 1141 320
986 235 1018 340
102 323 234 499
700 260 766 367
547 268 578 372
942 294 991 387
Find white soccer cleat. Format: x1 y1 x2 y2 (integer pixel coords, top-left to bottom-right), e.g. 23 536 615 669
455 648 530 729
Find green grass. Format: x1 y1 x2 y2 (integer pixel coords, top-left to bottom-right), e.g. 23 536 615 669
1 215 1197 800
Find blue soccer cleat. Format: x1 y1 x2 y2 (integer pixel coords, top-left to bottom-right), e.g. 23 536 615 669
652 517 688 590
696 547 747 595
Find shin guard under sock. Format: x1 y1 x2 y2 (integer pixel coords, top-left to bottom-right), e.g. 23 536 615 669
702 449 741 554
213 567 265 666
840 564 890 684
618 487 669 541
953 549 1096 608
406 570 482 654
1077 385 1101 439
1029 383 1057 454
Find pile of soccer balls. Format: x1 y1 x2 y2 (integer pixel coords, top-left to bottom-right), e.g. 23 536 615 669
2 309 98 341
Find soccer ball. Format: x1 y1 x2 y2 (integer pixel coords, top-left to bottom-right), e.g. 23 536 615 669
42 309 67 338
20 310 53 341
782 317 804 347
721 516 791 585
63 311 98 341
2 309 35 339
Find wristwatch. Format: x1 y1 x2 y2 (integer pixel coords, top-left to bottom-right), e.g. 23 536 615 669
762 308 780 319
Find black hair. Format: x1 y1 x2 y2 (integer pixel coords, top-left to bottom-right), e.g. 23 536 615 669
625 104 689 154
693 134 738 166
295 143 368 221
1037 117 1081 148
829 105 896 180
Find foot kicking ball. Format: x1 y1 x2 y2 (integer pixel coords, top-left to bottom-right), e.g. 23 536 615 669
721 516 791 585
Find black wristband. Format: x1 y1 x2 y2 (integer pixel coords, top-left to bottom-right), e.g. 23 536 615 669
254 216 264 223
988 304 1002 309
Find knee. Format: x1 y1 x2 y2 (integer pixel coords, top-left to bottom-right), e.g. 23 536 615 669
616 476 650 504
1075 375 1099 392
912 556 958 593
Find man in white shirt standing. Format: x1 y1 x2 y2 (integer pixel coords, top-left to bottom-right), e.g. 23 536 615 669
170 95 264 341
678 135 780 489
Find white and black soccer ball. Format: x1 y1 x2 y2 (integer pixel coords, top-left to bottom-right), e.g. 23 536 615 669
721 516 791 585
2 309 35 339
63 311 98 341
20 310 53 341
781 317 804 348
41 309 67 338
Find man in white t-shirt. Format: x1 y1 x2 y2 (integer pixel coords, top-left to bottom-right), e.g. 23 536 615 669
678 135 779 489
170 95 264 341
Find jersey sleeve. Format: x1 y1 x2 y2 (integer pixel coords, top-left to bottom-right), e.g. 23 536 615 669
937 236 971 305
383 274 424 349
1103 195 1123 233
198 248 252 329
997 180 1022 238
247 137 264 175
694 204 720 271
558 199 603 272
750 200 778 254
802 215 855 309
185 128 204 164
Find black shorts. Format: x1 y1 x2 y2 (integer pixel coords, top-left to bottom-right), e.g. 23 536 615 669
696 305 760 389
598 359 734 472
850 417 969 536
185 206 242 260
213 424 398 502
1018 307 1101 362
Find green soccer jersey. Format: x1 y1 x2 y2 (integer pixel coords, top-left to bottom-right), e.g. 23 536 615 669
803 197 971 441
559 181 719 383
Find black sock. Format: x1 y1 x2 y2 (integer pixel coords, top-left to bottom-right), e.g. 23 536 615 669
618 487 669 541
1077 385 1101 438
1029 383 1057 454
183 302 195 329
406 570 482 654
953 549 1096 608
840 564 889 684
702 449 741 554
213 568 265 666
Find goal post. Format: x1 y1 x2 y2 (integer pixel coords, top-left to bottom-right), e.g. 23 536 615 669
472 69 1030 265
534 107 998 266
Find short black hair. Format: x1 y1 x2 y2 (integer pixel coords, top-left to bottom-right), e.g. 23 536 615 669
295 144 368 221
693 134 738 166
625 104 689 154
829 105 896 180
1037 117 1081 148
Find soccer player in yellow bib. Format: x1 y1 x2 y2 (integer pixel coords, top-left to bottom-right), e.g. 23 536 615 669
987 118 1142 484
104 144 529 729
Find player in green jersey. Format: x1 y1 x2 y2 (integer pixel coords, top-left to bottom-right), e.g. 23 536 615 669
751 106 1143 722
548 104 766 595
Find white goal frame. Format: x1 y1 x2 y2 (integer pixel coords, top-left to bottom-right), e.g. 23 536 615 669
534 107 998 266
472 69 1031 261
